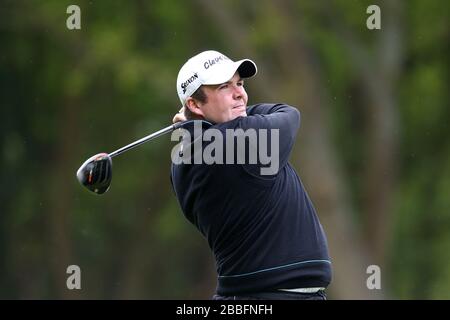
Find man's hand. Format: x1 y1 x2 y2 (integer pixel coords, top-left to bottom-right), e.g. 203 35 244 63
172 107 187 123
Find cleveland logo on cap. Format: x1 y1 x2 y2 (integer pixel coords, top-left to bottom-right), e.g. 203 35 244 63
203 55 229 69
181 72 198 94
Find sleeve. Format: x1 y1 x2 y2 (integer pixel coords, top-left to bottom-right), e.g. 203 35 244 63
238 103 301 177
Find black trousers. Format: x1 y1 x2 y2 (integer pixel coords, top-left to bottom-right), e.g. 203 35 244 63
212 290 327 300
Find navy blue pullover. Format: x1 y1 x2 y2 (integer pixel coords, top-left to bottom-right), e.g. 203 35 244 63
170 104 332 295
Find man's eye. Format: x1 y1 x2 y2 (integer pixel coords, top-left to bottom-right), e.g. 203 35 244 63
219 84 228 89
237 81 244 86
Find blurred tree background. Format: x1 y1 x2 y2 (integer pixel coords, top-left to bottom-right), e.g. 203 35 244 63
0 0 448 299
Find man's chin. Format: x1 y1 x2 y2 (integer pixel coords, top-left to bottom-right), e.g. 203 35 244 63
219 110 247 123
230 113 247 121
233 107 247 117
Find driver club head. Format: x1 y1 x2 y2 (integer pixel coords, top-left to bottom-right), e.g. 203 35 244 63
76 153 113 194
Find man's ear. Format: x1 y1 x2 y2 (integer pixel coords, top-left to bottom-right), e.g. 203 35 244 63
185 97 205 118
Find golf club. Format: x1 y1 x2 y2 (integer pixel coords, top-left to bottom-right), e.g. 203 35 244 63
76 120 208 195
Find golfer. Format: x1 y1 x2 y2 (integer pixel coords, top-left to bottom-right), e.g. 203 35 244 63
170 50 332 300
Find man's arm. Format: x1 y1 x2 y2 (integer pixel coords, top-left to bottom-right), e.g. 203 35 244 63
241 103 301 175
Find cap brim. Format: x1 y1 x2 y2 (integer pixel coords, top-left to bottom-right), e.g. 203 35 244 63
203 59 257 85
236 59 257 79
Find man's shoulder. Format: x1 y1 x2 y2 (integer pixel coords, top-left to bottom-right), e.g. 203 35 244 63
246 103 274 115
246 102 298 114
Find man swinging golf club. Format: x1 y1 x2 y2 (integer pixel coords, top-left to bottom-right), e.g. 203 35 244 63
170 50 332 300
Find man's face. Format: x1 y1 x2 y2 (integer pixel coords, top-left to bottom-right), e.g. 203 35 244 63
193 72 248 123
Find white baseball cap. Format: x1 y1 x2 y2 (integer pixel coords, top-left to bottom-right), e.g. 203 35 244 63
176 50 257 106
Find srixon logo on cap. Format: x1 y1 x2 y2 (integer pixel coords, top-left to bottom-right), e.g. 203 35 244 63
181 72 198 94
203 55 229 69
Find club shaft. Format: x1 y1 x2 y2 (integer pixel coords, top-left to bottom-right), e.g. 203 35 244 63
107 120 194 158
109 124 176 158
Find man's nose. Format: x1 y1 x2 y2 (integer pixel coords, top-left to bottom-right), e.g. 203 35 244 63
232 85 243 99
